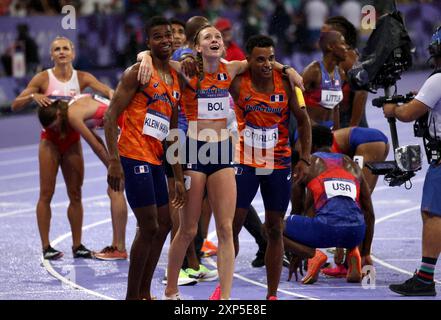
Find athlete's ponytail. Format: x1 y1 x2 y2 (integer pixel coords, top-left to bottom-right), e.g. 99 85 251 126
196 51 204 91
193 24 213 91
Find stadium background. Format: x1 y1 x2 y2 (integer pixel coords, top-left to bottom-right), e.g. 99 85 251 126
0 0 441 302
0 0 440 114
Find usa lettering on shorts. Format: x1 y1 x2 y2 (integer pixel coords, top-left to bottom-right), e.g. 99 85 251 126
324 178 357 201
142 109 170 141
243 124 278 149
197 96 229 119
321 90 343 109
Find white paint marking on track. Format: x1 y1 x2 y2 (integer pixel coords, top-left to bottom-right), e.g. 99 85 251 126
0 149 95 166
41 218 117 300
0 160 102 181
206 211 318 300
0 176 106 198
370 205 441 285
35 171 435 299
0 144 38 154
0 194 108 218
205 256 318 300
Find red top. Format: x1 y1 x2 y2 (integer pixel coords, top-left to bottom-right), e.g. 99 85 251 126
225 42 246 61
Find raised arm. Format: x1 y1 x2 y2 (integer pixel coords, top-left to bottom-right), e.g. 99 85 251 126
274 61 304 92
104 64 140 191
79 72 114 99
11 72 51 111
137 49 198 84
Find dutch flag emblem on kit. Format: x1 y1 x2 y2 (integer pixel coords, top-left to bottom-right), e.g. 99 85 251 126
270 94 284 102
172 91 180 99
217 73 228 81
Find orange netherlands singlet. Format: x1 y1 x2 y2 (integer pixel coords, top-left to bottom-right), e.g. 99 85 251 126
235 70 291 169
118 67 180 165
181 61 232 123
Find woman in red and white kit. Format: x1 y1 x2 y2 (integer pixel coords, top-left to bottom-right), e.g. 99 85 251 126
12 37 113 260
37 95 128 260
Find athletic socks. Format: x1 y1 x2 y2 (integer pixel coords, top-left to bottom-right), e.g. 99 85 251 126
417 256 437 284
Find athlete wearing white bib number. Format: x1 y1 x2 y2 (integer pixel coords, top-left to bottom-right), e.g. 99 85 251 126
284 126 374 285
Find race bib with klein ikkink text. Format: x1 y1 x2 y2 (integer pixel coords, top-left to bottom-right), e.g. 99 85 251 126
142 109 170 141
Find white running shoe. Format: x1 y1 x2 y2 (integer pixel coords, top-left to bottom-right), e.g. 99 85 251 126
162 269 198 286
185 264 218 282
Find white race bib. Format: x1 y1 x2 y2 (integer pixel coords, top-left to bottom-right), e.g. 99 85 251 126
197 96 229 119
324 179 357 201
142 109 170 141
243 125 278 149
321 89 343 109
93 94 110 106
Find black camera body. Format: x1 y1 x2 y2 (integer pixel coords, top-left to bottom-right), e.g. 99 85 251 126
368 93 422 188
347 9 421 188
414 112 441 164
366 161 416 187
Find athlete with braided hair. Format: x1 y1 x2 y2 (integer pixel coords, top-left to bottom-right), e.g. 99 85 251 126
139 23 304 300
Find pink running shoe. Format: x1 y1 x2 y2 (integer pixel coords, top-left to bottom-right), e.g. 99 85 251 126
209 284 221 300
321 264 348 278
267 296 278 300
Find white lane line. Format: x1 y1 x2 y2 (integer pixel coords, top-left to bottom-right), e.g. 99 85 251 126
0 194 108 218
373 238 421 241
375 206 420 224
370 205 441 285
205 256 318 300
41 206 316 300
0 144 38 154
0 290 69 296
372 257 441 285
0 149 95 166
32 170 432 299
0 160 102 181
41 218 116 300
0 176 106 198
206 211 318 300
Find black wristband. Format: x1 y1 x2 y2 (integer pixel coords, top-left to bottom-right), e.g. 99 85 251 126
282 65 293 75
299 158 311 166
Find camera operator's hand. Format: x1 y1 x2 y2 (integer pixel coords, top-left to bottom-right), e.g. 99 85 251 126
383 103 396 118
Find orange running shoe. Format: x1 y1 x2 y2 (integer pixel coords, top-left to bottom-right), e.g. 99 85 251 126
302 250 328 284
95 246 128 261
209 284 221 300
346 248 362 283
321 264 348 278
201 239 217 257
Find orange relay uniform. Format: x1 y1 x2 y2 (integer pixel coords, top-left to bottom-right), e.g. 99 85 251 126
118 68 180 165
234 70 293 213
235 70 291 169
181 62 232 123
